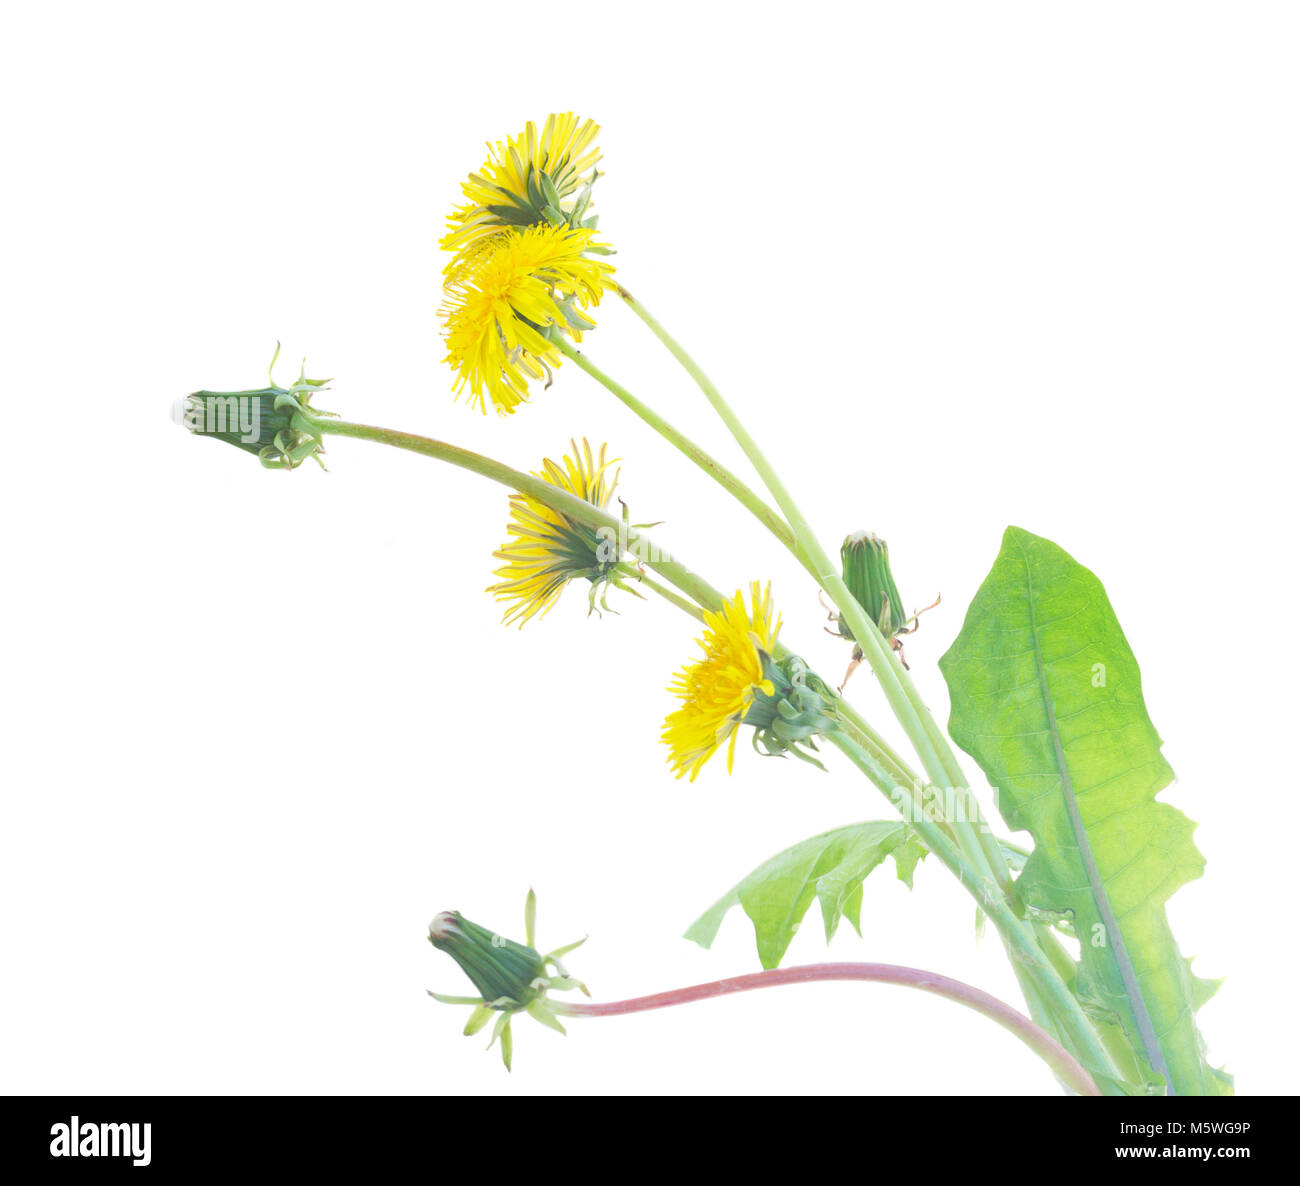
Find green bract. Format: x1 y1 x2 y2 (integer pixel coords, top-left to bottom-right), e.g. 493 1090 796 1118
743 653 836 768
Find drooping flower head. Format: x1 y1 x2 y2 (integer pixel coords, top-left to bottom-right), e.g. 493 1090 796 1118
662 582 783 781
442 113 603 277
488 438 633 626
441 223 615 415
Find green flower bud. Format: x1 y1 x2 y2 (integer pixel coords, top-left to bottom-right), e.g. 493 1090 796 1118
428 892 589 1071
428 911 546 1009
838 530 906 640
179 348 332 469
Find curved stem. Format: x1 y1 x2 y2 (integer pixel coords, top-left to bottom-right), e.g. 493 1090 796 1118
312 417 727 614
550 961 1100 1097
599 513 1118 1086
310 411 1121 1088
826 711 1069 1055
828 729 1121 1083
616 292 980 816
617 288 1035 938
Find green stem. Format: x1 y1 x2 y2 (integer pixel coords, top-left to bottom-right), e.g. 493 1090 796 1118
615 287 1125 1083
830 729 1121 1084
824 698 1084 1072
827 731 981 900
828 695 960 846
618 289 995 860
313 418 726 614
311 411 1121 1090
623 524 1119 1090
617 296 933 752
616 562 704 622
552 337 805 564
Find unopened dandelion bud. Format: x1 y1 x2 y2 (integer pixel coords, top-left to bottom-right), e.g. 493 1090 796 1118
180 351 332 470
838 530 906 641
428 911 546 1009
427 892 588 1070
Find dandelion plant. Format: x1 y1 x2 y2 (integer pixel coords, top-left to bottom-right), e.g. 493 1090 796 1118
182 113 1228 1096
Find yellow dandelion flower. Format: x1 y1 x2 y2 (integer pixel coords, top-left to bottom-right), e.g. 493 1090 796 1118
662 582 783 781
441 224 615 415
442 113 604 277
488 439 632 626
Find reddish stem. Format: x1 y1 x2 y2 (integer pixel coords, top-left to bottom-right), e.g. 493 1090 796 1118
552 961 1100 1096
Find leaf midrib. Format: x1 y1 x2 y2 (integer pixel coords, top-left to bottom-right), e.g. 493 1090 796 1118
1018 537 1174 1092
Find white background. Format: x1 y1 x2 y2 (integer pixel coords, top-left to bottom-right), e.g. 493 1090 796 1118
2 1 1297 1096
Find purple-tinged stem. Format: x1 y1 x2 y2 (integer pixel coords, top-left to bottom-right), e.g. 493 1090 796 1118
551 962 1100 1096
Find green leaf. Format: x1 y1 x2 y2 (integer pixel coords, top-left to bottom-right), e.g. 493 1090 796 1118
685 822 925 969
940 526 1230 1096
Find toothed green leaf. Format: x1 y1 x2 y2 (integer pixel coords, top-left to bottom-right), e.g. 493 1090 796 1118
940 526 1230 1096
685 822 925 969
